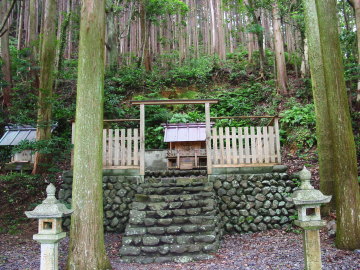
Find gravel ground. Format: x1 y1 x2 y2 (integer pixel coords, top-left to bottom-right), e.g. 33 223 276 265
1 229 359 270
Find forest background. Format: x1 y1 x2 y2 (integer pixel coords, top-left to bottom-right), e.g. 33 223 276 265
0 0 359 239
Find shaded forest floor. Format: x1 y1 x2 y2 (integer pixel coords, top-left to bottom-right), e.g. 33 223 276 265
1 228 359 270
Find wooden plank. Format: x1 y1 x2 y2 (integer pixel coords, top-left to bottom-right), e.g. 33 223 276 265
131 99 219 105
205 102 212 174
231 127 238 164
103 129 107 166
212 128 219 165
114 129 120 166
177 150 180 169
263 126 270 163
218 127 225 165
256 127 263 163
133 129 139 166
211 115 278 120
268 126 275 163
250 127 256 163
104 119 140 122
225 127 231 164
274 118 282 163
127 129 132 166
108 129 113 166
103 165 140 170
194 149 198 168
120 129 126 166
244 127 250 163
140 104 145 176
238 127 243 164
213 163 278 168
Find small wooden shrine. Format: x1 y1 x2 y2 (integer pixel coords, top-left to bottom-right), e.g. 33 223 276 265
163 123 209 170
0 125 36 164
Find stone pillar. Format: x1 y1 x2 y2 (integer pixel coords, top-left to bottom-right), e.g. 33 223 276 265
303 229 322 270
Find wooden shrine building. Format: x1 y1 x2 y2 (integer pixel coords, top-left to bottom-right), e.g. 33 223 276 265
163 123 210 170
71 99 282 177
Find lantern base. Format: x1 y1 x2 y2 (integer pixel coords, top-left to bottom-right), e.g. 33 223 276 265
295 220 326 230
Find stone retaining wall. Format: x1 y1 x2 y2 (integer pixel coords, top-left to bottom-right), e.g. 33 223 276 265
59 170 141 232
60 166 297 234
208 166 297 233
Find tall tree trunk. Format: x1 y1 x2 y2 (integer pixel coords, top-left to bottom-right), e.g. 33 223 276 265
17 0 24 50
67 0 112 268
56 0 72 77
32 0 57 175
106 3 119 70
0 0 12 109
29 0 38 58
304 0 336 214
306 0 360 250
348 0 360 106
139 0 151 71
272 1 288 95
215 0 226 60
245 0 265 77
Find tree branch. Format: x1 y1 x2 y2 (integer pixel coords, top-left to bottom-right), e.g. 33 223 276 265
0 0 18 35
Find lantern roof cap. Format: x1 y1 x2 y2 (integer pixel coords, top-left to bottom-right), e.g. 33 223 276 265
25 184 73 219
291 167 332 206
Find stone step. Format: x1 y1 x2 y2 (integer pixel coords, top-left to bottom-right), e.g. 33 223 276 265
129 215 219 228
122 232 218 246
135 192 216 203
126 216 220 234
140 185 213 195
121 254 214 264
140 180 207 188
130 223 217 235
120 176 220 264
132 198 216 211
145 170 207 178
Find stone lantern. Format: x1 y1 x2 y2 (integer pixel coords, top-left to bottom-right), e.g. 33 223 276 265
291 167 331 270
25 183 73 270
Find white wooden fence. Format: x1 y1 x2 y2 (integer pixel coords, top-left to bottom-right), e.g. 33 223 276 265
71 123 141 169
102 128 140 169
210 125 281 167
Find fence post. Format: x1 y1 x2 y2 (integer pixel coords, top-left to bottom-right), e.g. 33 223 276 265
140 104 145 179
205 102 212 174
274 117 282 163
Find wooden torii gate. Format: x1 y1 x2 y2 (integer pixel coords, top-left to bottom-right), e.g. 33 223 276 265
130 99 219 176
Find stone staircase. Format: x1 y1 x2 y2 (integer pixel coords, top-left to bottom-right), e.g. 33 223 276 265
120 176 221 264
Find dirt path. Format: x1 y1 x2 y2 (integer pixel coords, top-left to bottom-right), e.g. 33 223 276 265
1 229 359 270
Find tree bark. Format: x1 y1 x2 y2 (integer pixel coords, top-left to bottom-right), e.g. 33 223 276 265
29 0 38 58
347 0 360 105
32 0 58 175
139 0 151 71
0 0 12 109
272 1 288 95
304 0 336 215
307 0 360 250
56 0 72 77
106 1 119 70
67 0 112 268
17 0 24 50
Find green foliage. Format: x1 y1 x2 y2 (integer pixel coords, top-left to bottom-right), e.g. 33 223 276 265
147 0 188 21
280 102 316 150
0 172 42 205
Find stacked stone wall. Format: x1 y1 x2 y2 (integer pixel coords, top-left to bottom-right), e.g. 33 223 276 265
60 167 297 234
59 171 141 232
209 169 296 233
